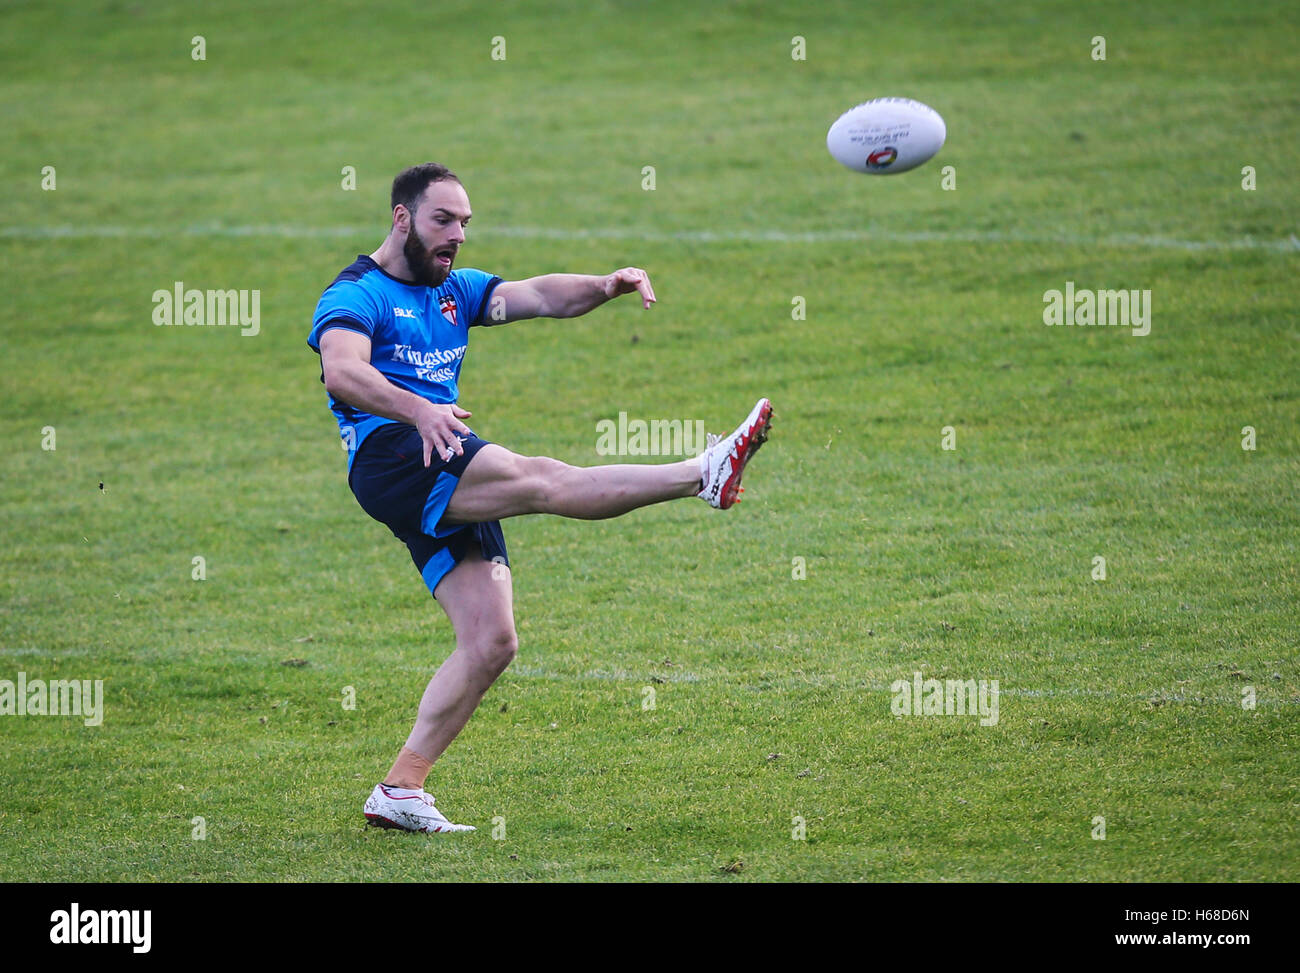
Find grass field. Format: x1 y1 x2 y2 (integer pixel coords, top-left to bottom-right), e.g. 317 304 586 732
1 0 1297 882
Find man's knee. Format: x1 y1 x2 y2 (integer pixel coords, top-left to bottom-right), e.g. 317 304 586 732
464 625 518 676
518 455 575 513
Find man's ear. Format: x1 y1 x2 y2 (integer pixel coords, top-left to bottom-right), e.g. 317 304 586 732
393 204 410 235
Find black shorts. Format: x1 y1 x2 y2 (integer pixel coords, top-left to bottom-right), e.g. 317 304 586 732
347 422 508 596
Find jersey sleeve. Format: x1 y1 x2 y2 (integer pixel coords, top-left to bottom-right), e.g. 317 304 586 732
456 268 505 328
308 279 384 352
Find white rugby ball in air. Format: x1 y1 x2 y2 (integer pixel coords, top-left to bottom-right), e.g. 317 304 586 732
826 97 946 174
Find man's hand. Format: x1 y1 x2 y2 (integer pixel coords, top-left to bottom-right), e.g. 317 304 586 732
603 267 657 309
321 330 474 462
416 401 474 467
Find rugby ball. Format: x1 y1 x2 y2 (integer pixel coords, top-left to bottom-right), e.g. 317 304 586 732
827 97 946 174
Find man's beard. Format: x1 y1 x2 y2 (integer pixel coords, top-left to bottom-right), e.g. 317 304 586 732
403 225 450 287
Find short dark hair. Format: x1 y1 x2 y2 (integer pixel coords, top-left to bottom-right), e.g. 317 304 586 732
390 162 461 218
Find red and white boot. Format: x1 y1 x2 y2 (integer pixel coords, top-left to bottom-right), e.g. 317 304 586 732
697 398 774 509
364 783 476 833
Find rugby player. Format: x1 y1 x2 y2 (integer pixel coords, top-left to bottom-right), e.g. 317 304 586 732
308 163 772 833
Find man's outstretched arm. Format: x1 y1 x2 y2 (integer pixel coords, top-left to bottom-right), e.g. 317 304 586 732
490 267 656 322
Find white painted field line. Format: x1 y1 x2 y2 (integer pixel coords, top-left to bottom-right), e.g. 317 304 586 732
495 663 1297 708
2 223 1297 253
1 647 1286 707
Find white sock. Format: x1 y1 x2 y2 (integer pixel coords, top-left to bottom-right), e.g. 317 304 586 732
381 784 422 796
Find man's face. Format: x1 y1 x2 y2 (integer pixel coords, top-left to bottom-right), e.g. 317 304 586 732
401 179 471 287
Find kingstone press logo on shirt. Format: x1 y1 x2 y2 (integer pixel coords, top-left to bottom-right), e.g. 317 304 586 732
391 341 467 385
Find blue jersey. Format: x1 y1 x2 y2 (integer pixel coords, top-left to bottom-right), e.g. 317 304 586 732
308 255 502 469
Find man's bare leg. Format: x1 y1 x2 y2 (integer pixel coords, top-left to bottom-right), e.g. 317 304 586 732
383 547 517 788
442 446 700 525
441 397 773 522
